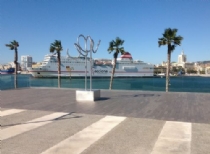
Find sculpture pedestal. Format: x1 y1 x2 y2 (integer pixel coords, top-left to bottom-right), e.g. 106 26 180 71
76 90 100 101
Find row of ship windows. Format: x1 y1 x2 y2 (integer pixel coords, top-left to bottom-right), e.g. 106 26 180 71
49 61 86 63
44 61 145 65
39 66 152 70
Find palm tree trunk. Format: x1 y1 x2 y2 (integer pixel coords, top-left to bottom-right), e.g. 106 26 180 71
14 49 18 89
14 73 17 89
57 52 61 88
166 46 171 92
109 58 117 90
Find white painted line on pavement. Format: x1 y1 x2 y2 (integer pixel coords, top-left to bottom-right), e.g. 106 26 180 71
0 112 68 140
41 116 126 154
151 121 192 154
0 109 25 117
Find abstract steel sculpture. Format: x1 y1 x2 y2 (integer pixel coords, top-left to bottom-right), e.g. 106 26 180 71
74 35 100 91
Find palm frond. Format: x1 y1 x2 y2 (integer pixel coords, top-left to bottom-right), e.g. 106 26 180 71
108 41 115 53
162 28 178 41
109 41 114 48
171 45 175 51
108 37 125 57
174 36 183 45
50 46 55 53
50 40 63 53
108 47 114 53
5 44 14 50
173 28 178 33
5 44 12 47
159 28 183 48
119 47 125 54
115 37 124 46
5 40 19 50
163 33 169 40
11 40 19 47
158 38 168 47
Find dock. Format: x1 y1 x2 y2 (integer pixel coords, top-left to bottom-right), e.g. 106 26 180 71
1 88 210 154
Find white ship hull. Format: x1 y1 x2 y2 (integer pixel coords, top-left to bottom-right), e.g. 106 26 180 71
28 53 154 78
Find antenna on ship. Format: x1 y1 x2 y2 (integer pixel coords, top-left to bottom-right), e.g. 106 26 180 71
66 48 70 58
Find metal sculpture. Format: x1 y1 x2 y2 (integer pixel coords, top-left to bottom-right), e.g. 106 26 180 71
74 35 100 91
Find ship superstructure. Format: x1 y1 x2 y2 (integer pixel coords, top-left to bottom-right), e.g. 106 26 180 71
27 52 154 77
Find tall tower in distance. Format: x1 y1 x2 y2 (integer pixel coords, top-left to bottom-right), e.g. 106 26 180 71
21 55 32 71
178 50 187 64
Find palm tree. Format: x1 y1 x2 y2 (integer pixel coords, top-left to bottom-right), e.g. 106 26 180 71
50 40 63 88
5 40 19 89
158 28 183 92
108 37 125 90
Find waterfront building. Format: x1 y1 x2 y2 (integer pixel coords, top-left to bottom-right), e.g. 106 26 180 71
21 55 32 71
177 51 195 73
8 62 15 68
195 63 206 74
178 51 187 64
8 62 21 70
183 63 195 72
177 51 187 68
171 62 178 67
206 67 210 74
158 51 209 74
32 62 42 68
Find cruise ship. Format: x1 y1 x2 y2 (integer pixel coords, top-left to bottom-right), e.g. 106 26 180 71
27 52 154 78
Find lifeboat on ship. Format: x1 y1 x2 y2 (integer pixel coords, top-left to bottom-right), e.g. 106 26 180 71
94 60 103 65
103 61 112 65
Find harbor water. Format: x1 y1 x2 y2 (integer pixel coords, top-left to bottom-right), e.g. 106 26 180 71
0 74 210 93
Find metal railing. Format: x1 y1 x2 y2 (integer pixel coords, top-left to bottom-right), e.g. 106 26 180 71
1 74 210 93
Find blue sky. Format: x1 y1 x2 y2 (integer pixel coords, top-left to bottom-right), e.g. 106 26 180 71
0 0 210 65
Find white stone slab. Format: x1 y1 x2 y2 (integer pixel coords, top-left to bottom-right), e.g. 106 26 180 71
151 121 192 154
0 109 25 117
41 116 126 154
76 89 100 101
0 112 68 140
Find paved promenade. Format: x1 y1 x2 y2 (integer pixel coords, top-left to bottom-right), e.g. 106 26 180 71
1 88 210 154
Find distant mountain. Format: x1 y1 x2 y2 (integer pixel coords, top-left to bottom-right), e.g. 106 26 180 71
196 60 210 64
